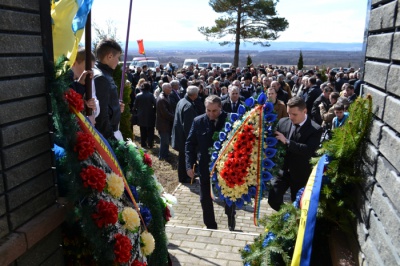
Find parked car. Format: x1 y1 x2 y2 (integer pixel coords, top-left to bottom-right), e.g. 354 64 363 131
211 63 221 68
183 59 198 69
135 60 160 72
220 63 232 71
129 56 158 70
198 62 209 69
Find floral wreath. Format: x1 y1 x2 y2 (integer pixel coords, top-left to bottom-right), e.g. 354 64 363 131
209 92 285 225
52 60 176 265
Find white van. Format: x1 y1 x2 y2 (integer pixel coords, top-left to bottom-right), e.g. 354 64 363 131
183 59 198 69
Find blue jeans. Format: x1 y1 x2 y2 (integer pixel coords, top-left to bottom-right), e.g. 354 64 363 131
158 131 170 159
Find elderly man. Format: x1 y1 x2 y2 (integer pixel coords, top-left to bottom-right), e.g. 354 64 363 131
172 86 199 183
222 86 243 113
270 81 289 105
156 83 174 160
169 80 181 113
186 95 236 231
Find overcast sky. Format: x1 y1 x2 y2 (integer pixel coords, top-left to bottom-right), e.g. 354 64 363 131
91 0 368 43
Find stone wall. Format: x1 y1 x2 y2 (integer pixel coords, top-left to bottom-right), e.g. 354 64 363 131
358 0 400 265
0 1 65 265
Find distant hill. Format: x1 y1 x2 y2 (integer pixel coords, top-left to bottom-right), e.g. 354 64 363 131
126 41 363 53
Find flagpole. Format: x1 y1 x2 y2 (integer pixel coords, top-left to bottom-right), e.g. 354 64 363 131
85 10 92 115
120 0 134 101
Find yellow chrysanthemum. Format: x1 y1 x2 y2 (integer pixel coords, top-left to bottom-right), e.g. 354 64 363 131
122 207 140 231
140 231 155 255
106 172 124 198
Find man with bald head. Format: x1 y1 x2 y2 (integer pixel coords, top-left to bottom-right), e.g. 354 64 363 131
270 81 289 105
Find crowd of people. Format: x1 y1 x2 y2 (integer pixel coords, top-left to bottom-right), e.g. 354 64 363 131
71 38 364 230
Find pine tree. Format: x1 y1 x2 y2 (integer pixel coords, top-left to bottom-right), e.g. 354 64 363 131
297 51 304 70
198 0 288 67
246 54 252 66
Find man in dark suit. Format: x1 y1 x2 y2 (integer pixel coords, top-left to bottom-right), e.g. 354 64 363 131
186 95 236 230
169 80 181 114
172 86 199 183
268 97 323 211
132 82 156 148
156 83 174 160
221 86 243 113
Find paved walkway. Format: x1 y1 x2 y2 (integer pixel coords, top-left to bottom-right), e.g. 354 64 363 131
166 181 277 266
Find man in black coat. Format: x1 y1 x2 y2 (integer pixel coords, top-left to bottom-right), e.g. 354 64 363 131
172 86 199 183
132 82 156 148
305 77 322 117
221 85 243 113
186 95 236 230
311 85 333 125
268 97 323 211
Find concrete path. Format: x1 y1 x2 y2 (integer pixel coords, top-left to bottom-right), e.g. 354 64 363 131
166 181 278 266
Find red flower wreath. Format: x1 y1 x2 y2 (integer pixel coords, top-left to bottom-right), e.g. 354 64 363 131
80 165 106 192
220 124 255 188
64 88 84 112
74 131 96 161
91 199 118 228
143 153 152 167
114 233 132 263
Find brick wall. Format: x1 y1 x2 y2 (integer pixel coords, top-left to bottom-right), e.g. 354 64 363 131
0 1 64 265
358 0 400 265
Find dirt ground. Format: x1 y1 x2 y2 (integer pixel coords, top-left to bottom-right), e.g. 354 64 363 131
131 126 180 194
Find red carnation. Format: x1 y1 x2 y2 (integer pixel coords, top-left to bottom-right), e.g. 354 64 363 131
80 165 106 192
64 88 84 112
143 153 152 167
114 233 132 263
131 260 147 266
91 200 118 228
74 131 96 160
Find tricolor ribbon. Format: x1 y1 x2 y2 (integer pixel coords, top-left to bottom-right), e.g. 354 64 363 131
291 154 327 266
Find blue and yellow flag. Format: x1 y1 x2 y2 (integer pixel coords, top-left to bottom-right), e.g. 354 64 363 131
51 0 93 65
291 155 327 266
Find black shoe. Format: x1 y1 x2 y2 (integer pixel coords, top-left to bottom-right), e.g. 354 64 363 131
228 214 236 231
206 224 218 230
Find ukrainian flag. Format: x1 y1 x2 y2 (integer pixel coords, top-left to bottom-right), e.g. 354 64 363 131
291 155 327 266
51 0 93 65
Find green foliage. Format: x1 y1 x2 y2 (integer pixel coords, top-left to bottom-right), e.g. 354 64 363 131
315 95 373 231
199 0 289 66
297 51 303 70
241 204 299 265
247 54 253 66
113 64 133 140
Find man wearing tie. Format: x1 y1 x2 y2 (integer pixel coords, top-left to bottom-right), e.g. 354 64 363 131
268 97 323 211
186 95 236 230
222 86 243 113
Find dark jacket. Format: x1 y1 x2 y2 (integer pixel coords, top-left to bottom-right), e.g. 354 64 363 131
277 116 323 185
221 98 243 113
185 112 228 176
132 90 156 127
93 61 121 140
156 92 174 133
169 89 181 114
171 96 198 151
305 85 322 116
311 94 330 125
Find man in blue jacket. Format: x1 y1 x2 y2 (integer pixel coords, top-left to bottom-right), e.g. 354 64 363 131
185 95 236 230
